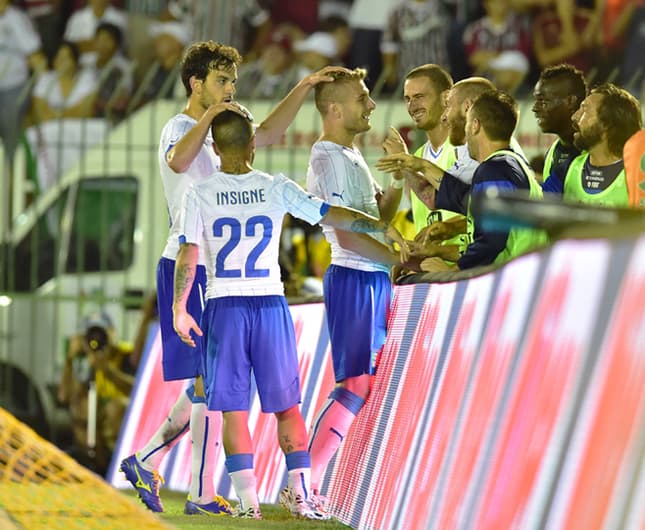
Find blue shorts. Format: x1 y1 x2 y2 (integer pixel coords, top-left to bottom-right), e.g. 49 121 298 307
200 296 301 413
157 257 206 381
323 265 391 382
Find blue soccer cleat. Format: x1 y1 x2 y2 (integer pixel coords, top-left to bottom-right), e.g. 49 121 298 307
184 495 233 516
119 454 164 512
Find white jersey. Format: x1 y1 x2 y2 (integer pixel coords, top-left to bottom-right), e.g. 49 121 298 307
449 137 527 185
179 170 327 298
306 141 389 273
159 113 221 265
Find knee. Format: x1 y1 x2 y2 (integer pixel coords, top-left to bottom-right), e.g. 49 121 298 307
339 376 370 401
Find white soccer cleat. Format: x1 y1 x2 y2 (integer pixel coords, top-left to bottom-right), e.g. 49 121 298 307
279 486 330 520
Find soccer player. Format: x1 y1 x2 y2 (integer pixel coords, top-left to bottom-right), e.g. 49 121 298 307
305 68 408 501
376 64 472 263
419 90 547 270
532 63 587 194
172 109 406 519
119 40 346 515
564 83 642 206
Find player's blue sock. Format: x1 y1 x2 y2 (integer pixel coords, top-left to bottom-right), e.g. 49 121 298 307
308 387 365 491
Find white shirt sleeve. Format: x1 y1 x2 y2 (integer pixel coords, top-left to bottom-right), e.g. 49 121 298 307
178 184 204 246
272 173 327 225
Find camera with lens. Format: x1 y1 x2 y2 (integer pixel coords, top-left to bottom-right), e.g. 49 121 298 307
85 325 109 351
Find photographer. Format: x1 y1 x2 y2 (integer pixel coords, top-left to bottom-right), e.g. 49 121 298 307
57 312 136 474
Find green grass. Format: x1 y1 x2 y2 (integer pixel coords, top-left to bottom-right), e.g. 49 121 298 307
123 490 350 530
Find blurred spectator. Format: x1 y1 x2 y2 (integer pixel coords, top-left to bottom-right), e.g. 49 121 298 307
597 0 643 78
294 31 338 78
532 0 595 74
463 0 532 94
132 20 189 107
21 0 66 63
123 0 170 83
620 4 645 97
381 0 452 92
346 0 399 90
236 29 299 100
319 0 352 20
263 0 319 39
0 0 45 163
31 40 97 123
57 311 137 474
63 0 127 63
91 22 133 121
319 15 352 62
188 1 271 61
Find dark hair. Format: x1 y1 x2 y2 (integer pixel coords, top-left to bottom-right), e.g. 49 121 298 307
210 110 254 152
314 67 367 114
591 83 643 157
58 40 81 66
180 40 242 97
95 21 124 49
539 63 587 104
470 90 518 142
405 64 453 93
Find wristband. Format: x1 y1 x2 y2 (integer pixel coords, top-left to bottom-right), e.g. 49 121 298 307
391 178 404 189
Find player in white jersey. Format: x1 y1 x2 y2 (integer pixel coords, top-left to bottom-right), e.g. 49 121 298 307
120 40 347 515
173 109 406 519
305 68 411 501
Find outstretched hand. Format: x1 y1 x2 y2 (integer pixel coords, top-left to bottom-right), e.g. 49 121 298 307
206 101 254 122
303 66 353 87
174 310 203 347
385 225 410 262
376 152 425 174
382 126 408 156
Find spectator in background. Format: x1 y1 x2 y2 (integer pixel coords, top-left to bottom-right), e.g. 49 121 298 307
619 3 645 98
0 0 45 163
532 0 596 74
21 0 67 64
185 1 271 62
463 0 532 94
294 31 338 79
318 15 352 63
31 40 98 123
92 21 133 121
123 0 169 83
63 0 127 65
564 83 642 207
57 311 137 474
133 20 189 107
346 0 399 90
532 63 587 194
381 0 452 93
236 29 299 100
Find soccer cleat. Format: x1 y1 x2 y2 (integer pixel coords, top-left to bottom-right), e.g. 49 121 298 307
232 504 263 519
309 492 330 518
184 495 233 516
279 486 330 520
119 454 164 512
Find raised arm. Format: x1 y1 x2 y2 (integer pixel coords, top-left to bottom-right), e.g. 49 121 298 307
255 66 351 146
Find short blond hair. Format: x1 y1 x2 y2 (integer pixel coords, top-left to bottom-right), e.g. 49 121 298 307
314 68 367 115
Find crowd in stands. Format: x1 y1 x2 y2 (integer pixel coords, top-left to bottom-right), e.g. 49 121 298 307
3 0 643 132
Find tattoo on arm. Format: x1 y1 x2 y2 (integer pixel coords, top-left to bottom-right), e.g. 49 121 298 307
174 262 195 302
